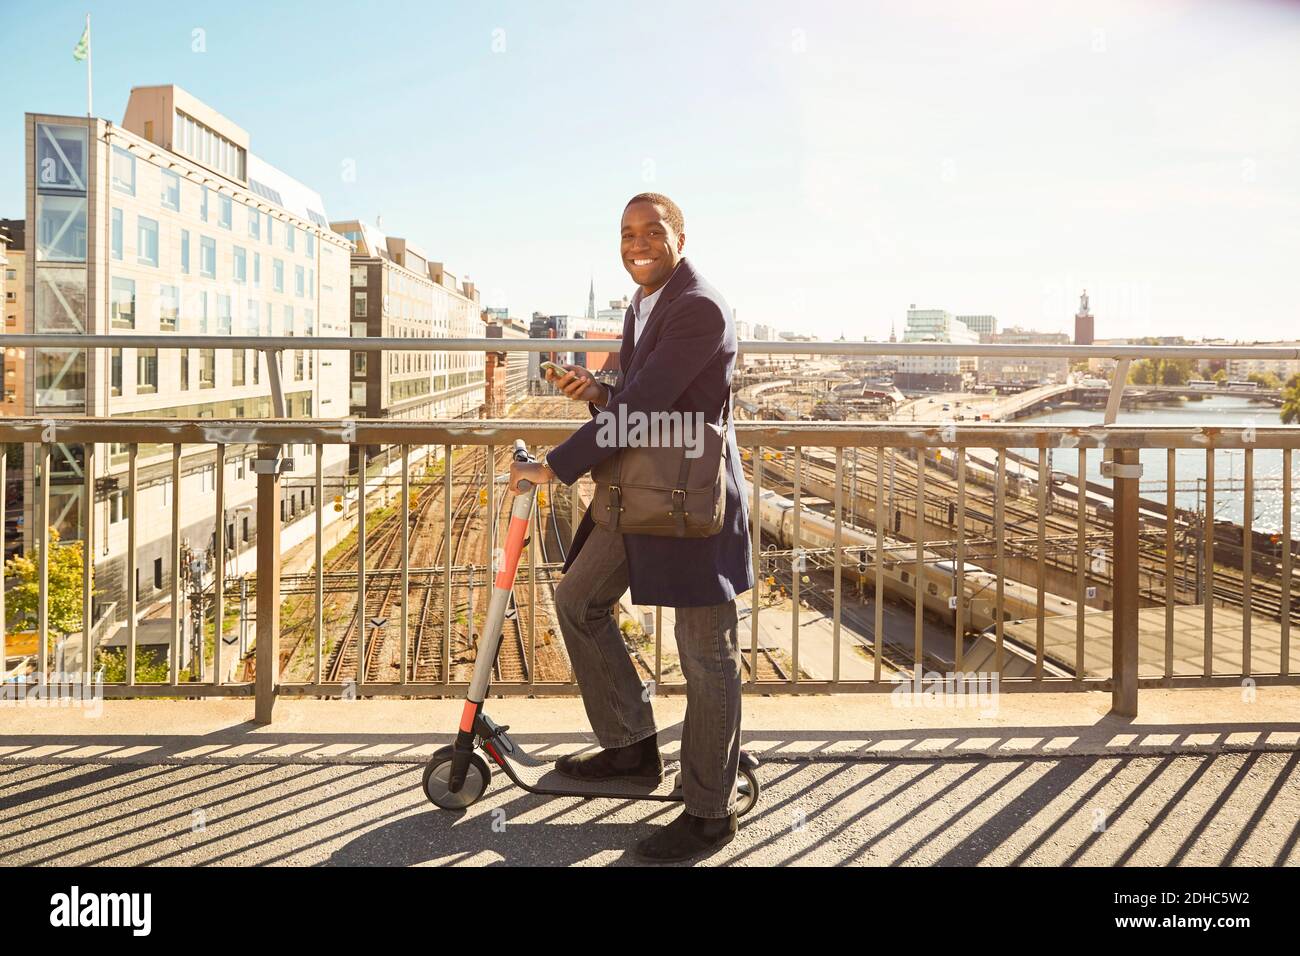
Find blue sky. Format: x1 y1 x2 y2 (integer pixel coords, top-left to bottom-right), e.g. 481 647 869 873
3 0 1298 341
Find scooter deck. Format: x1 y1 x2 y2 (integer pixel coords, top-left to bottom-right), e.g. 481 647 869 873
491 739 683 798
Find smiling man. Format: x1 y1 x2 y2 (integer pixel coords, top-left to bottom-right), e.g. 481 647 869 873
509 193 753 862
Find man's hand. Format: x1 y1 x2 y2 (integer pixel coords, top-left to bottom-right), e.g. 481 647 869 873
546 363 607 405
509 460 555 493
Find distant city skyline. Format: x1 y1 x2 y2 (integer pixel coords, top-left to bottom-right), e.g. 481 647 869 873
3 0 1298 341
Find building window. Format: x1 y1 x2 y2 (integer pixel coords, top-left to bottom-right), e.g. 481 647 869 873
197 290 208 333
265 213 273 245
248 208 260 240
253 251 260 287
136 216 159 267
283 304 294 335
111 208 123 260
354 292 367 317
36 194 87 261
305 231 315 258
351 264 367 287
273 259 284 293
265 302 274 335
136 348 158 393
218 194 232 230
304 308 314 336
161 169 180 211
180 349 189 390
232 348 246 386
35 123 88 192
216 294 232 334
286 225 295 253
200 236 216 278
111 146 135 195
159 284 179 331
110 348 122 396
246 299 258 335
109 490 127 524
199 349 215 388
175 109 246 180
353 352 367 375
200 185 208 222
295 265 304 297
180 229 190 274
154 558 163 590
233 246 246 283
111 277 135 329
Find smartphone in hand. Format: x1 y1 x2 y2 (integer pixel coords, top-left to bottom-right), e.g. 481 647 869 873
539 360 568 379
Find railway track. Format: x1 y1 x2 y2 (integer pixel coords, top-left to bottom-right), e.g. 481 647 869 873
759 443 1298 626
325 463 449 684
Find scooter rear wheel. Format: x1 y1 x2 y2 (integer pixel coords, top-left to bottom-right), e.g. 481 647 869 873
423 746 491 810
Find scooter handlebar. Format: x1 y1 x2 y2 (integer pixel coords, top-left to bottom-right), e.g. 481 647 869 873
512 439 532 462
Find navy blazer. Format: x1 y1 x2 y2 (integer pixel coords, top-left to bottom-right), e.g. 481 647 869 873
546 257 754 607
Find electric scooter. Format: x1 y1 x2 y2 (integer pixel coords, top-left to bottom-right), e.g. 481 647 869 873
422 440 761 815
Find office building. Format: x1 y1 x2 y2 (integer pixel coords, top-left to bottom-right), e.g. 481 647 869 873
0 219 24 413
983 327 1071 383
25 84 352 619
1225 347 1300 384
897 306 978 390
331 220 485 422
484 313 530 415
956 313 997 342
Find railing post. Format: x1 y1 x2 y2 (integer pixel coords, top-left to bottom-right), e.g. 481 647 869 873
254 442 282 723
1108 446 1141 716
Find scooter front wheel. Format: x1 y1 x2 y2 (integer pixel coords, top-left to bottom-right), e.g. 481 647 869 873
736 763 760 817
423 746 492 810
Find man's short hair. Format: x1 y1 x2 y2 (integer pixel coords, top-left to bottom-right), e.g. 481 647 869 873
625 192 684 236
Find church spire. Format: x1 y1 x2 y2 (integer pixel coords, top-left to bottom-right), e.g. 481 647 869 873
587 277 596 320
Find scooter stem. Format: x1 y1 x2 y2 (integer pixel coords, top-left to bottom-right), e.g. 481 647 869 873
448 442 538 792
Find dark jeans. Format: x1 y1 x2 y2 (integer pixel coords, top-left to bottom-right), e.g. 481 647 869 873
554 523 742 818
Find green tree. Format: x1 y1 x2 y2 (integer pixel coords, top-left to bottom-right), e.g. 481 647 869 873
4 526 92 637
1248 371 1281 390
94 647 171 683
1128 357 1193 386
1212 368 1228 383
1129 360 1155 385
1282 379 1300 425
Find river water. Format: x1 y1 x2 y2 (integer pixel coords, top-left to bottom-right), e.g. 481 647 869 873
1017 396 1297 535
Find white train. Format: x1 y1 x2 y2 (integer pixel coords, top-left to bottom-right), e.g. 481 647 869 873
751 484 1079 635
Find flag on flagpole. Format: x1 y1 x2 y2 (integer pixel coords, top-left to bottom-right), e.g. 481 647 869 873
73 25 89 62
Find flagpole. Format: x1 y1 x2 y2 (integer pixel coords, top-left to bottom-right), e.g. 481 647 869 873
85 13 93 117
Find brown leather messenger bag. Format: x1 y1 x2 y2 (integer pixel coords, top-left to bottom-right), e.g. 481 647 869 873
589 394 731 538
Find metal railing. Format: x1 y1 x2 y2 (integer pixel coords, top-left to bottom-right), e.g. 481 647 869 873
0 338 1297 722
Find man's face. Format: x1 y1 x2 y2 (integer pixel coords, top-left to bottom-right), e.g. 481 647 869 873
621 201 684 291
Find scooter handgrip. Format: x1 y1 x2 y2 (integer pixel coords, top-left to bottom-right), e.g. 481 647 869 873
516 479 534 493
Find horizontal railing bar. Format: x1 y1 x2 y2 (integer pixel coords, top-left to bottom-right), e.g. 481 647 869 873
1 419 1295 449
78 674 1300 698
3 334 1300 361
61 672 1300 698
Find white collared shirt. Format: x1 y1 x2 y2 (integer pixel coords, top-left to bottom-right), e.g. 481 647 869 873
633 283 665 347
632 260 682 346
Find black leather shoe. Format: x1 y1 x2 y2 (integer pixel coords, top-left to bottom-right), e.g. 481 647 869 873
555 734 663 785
635 807 737 862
